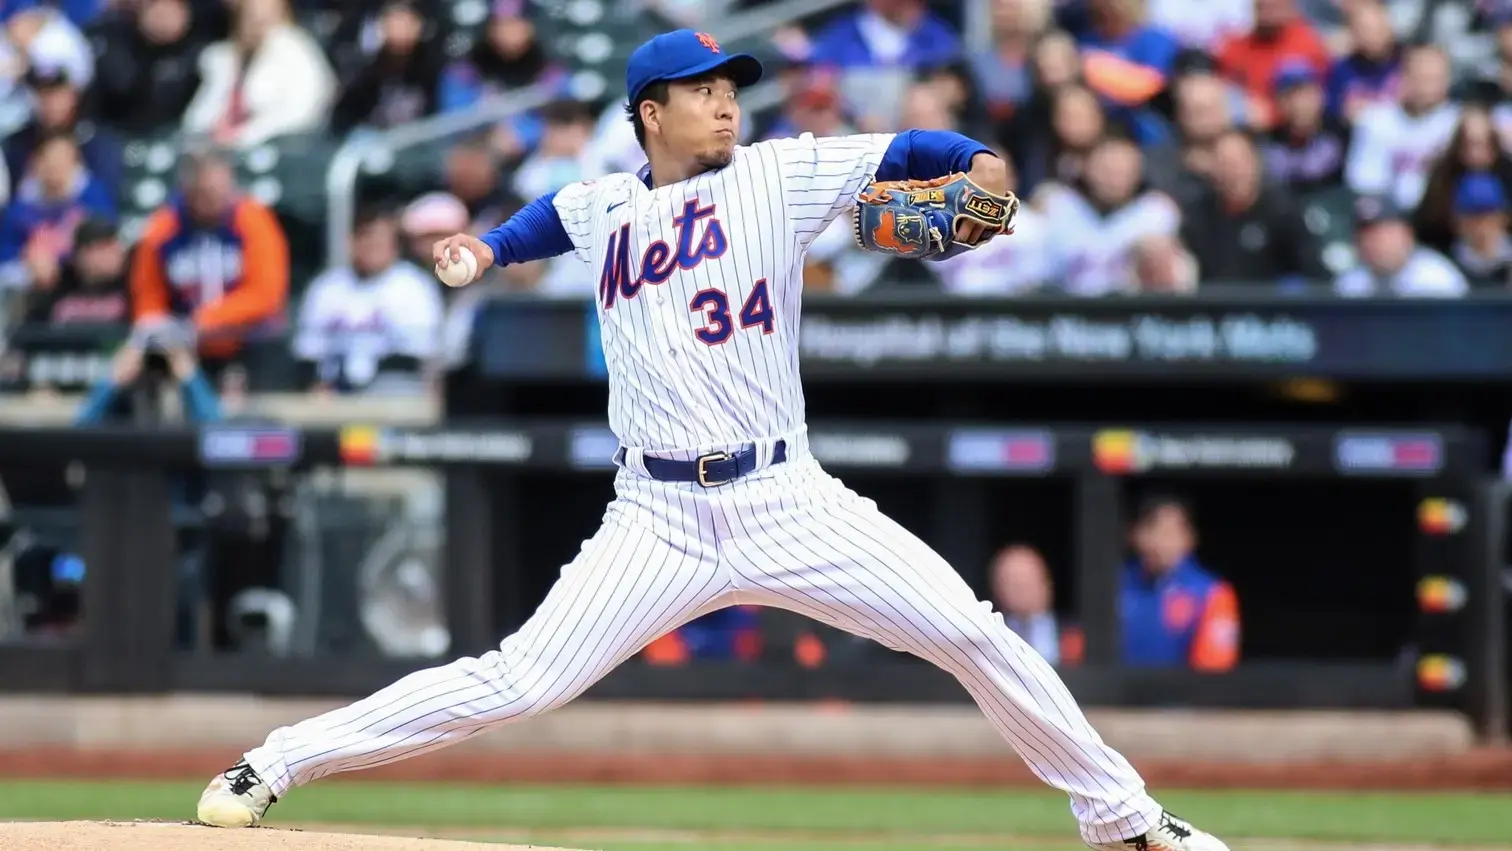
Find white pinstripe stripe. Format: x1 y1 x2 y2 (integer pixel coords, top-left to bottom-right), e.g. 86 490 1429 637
246 478 732 795
234 132 1166 846
242 458 1158 843
717 459 1159 844
551 133 892 455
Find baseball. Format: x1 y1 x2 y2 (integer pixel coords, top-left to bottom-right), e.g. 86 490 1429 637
435 246 478 287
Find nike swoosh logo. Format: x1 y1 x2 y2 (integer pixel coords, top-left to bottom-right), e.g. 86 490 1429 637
607 200 626 213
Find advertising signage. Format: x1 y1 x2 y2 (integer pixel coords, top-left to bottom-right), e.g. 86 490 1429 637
472 295 1512 382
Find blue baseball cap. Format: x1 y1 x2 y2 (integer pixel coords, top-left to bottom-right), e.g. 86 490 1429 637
625 29 764 105
1272 59 1319 92
1454 172 1509 215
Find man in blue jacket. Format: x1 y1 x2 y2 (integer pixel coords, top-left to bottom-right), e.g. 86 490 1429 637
1121 494 1241 672
76 321 221 648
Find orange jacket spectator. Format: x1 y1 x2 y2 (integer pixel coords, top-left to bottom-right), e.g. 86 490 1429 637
130 195 288 357
1216 2 1330 130
1122 557 1241 672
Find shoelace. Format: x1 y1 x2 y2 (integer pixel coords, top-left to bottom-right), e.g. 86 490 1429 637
225 764 261 796
1159 813 1193 841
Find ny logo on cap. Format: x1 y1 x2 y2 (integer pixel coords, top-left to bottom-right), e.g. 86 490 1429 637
696 32 720 52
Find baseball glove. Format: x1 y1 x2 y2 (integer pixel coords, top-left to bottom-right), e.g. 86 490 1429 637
851 173 1019 261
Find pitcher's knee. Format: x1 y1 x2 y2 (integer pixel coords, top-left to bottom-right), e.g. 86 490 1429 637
480 645 579 719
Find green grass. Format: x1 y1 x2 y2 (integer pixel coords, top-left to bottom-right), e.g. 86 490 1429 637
0 781 1509 849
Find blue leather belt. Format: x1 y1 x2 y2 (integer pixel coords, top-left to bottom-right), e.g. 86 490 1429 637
631 440 788 487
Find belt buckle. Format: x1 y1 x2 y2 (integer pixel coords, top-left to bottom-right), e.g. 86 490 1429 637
696 452 733 488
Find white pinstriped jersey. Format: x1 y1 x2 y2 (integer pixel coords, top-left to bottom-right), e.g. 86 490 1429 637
552 132 896 453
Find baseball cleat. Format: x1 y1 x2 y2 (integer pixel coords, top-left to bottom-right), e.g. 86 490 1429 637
196 760 277 827
1090 810 1231 851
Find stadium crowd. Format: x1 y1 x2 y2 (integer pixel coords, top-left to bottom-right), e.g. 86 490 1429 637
0 0 1510 395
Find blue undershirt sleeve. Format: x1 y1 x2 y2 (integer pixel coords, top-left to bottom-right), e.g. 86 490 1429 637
478 192 575 267
875 130 993 182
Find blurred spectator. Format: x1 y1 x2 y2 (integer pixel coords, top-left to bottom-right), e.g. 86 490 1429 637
989 544 1061 665
511 99 601 200
1326 0 1400 122
1076 0 1181 144
1121 494 1240 672
1447 172 1512 288
438 0 567 159
73 320 222 648
1414 105 1512 254
1038 135 1181 295
3 63 122 200
1161 70 1241 201
130 147 289 362
643 0 740 29
21 216 127 326
968 0 1052 124
997 30 1082 187
918 63 981 134
329 0 443 135
1335 193 1468 297
181 0 336 147
313 0 437 81
1345 44 1459 211
1261 60 1350 194
899 79 957 130
584 98 649 178
1182 130 1326 285
76 321 221 425
399 190 468 267
1215 0 1330 130
1147 0 1250 51
2 5 94 96
91 0 205 134
928 155 1052 295
761 71 852 141
293 207 441 394
445 135 516 235
808 0 961 70
1016 81 1105 194
0 131 114 290
1131 233 1199 292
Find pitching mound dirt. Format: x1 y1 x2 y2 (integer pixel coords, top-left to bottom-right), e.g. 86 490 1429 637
0 821 587 850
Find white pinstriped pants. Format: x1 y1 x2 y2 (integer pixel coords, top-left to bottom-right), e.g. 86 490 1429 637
244 447 1161 844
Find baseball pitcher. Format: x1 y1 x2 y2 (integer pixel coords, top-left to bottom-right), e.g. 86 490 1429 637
198 29 1229 851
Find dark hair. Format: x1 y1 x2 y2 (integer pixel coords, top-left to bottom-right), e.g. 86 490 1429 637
624 81 671 148
1414 103 1511 251
33 128 79 154
1089 129 1138 153
1133 493 1193 527
623 71 733 149
354 204 396 232
541 98 594 127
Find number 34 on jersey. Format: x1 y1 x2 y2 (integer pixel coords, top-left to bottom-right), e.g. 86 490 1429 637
597 197 774 346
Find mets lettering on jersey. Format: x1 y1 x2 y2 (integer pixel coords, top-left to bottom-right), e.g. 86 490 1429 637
553 132 898 451
599 198 728 307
